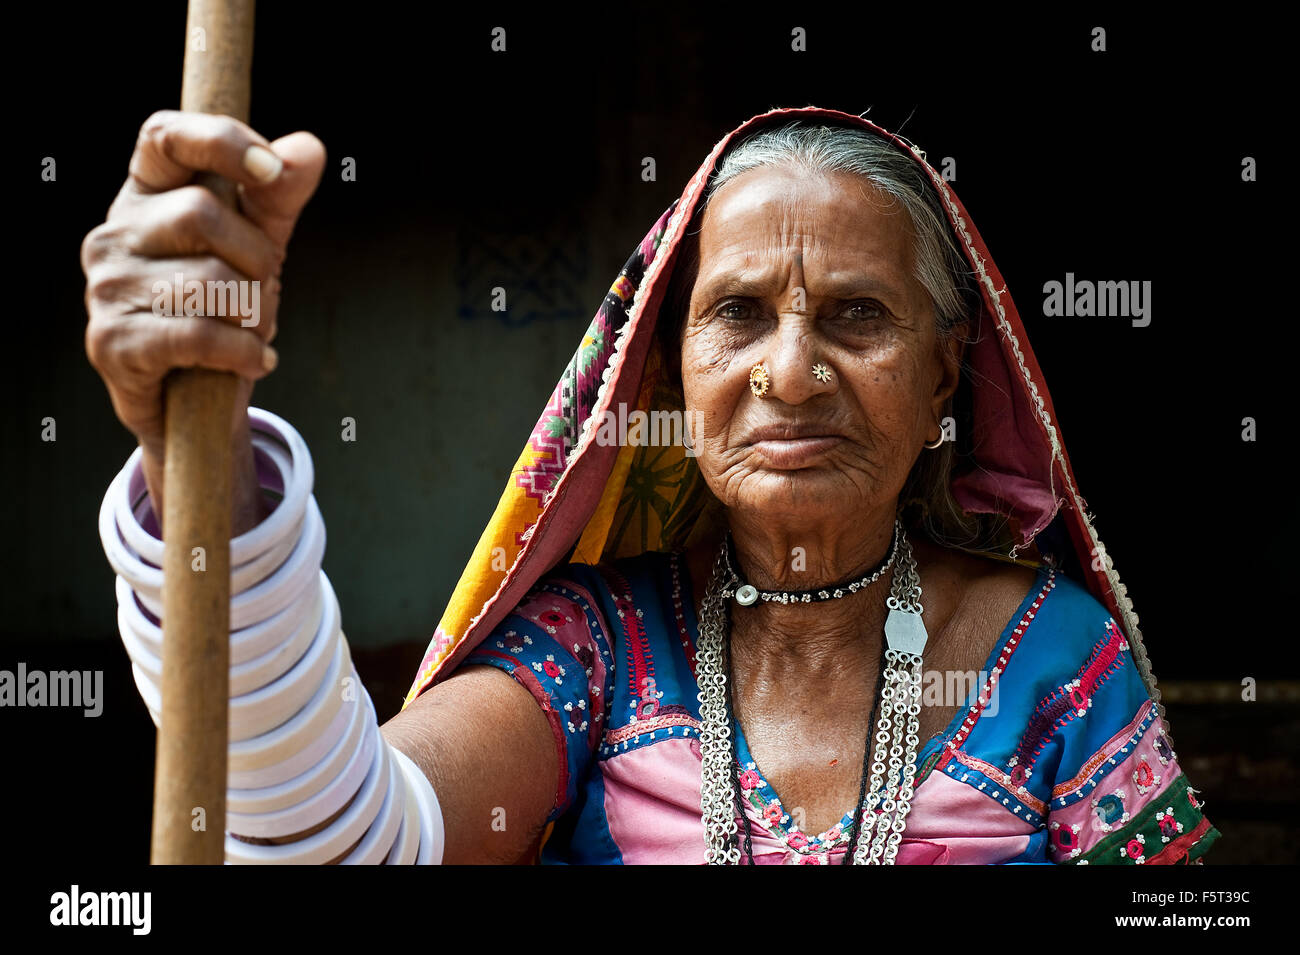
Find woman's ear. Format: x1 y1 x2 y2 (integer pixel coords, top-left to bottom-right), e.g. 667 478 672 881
931 319 970 422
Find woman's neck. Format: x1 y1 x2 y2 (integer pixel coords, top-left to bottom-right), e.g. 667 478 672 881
715 505 902 671
726 507 898 591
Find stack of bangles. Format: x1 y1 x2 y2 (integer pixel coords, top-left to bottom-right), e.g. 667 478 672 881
98 407 445 864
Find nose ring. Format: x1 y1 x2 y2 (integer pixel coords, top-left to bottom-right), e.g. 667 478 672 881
812 363 832 384
749 363 770 398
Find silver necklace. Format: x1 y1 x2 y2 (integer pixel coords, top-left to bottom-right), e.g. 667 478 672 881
696 519 930 864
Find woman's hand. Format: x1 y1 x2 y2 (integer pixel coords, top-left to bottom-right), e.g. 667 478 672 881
82 110 325 527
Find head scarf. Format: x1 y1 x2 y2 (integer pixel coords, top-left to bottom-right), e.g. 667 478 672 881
401 105 1170 740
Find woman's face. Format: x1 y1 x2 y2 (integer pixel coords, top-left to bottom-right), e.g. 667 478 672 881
680 165 965 527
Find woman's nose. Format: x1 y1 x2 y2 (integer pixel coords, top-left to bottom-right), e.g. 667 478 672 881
761 313 835 405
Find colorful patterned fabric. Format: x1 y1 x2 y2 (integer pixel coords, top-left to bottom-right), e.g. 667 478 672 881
461 552 1216 864
400 106 1217 863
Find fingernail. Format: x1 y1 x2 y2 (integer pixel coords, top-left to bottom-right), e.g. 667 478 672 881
243 144 283 183
262 345 279 371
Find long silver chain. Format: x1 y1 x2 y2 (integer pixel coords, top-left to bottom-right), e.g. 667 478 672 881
696 519 929 864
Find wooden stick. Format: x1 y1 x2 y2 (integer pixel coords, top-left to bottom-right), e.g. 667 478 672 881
152 0 255 866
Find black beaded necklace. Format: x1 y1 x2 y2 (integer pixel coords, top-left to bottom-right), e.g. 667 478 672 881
721 523 900 607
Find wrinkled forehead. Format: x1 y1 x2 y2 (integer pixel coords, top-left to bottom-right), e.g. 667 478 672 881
691 166 920 302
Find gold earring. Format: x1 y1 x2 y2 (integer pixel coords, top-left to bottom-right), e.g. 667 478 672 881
812 363 832 384
749 363 770 398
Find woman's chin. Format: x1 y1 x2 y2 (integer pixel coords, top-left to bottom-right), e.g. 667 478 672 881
725 467 880 518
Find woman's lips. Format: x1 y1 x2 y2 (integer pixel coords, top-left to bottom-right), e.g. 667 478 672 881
749 435 845 468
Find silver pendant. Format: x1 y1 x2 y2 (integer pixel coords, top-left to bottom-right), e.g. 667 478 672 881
735 584 758 606
884 608 928 656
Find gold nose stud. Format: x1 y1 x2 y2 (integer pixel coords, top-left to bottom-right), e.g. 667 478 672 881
812 363 832 384
749 363 770 398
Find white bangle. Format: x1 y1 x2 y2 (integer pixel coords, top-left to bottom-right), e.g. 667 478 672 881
226 581 324 696
115 574 324 698
108 483 319 629
129 661 161 725
226 672 357 789
227 706 380 839
99 466 163 596
113 442 305 594
227 568 322 665
231 494 325 631
115 565 323 670
226 685 371 816
226 581 341 742
234 408 314 567
226 634 351 774
225 720 390 863
231 434 304 591
391 746 445 865
126 578 342 743
102 410 433 866
132 495 326 632
385 776 422 864
113 408 315 570
340 747 407 864
101 427 311 602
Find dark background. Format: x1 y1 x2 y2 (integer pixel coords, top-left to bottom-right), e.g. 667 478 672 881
3 6 1293 864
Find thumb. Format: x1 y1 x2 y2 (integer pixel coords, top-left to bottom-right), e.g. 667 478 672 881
237 131 327 247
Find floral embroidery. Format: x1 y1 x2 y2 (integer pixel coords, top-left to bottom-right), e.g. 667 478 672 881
563 699 589 734
1156 807 1184 842
1153 731 1175 765
531 654 565 684
1133 759 1160 795
734 758 857 861
1091 790 1129 832
1122 834 1147 864
1050 820 1081 859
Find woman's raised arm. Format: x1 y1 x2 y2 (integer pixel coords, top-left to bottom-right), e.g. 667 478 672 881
85 111 556 863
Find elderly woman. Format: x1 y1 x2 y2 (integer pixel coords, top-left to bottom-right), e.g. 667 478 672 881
84 106 1218 865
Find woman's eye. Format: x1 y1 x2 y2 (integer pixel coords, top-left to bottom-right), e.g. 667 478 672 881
717 301 755 321
843 300 884 321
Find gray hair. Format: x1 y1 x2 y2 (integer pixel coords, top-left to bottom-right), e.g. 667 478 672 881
660 119 1014 554
705 121 976 337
